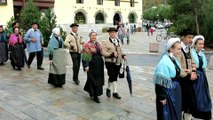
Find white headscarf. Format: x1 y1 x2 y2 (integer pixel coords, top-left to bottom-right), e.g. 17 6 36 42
85 28 98 44
165 38 181 52
50 27 60 38
88 28 97 36
191 35 205 47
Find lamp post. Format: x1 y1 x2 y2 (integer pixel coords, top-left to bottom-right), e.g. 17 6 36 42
157 14 159 23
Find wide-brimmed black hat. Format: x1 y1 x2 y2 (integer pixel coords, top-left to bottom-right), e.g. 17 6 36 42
107 27 118 32
70 23 79 27
31 22 38 26
178 29 196 36
12 21 18 27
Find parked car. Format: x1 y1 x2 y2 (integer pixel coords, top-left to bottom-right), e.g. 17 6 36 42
155 24 165 29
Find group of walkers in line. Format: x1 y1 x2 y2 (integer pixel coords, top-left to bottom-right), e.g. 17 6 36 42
0 22 127 104
0 22 44 71
154 29 212 120
0 21 212 118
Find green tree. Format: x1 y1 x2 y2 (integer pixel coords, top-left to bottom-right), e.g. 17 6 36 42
143 4 172 21
201 0 213 47
168 0 213 47
39 9 57 47
19 0 40 31
4 17 15 37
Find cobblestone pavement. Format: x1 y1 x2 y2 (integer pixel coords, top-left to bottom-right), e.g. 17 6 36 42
0 31 212 120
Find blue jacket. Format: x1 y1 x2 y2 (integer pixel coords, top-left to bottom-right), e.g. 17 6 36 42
24 28 43 53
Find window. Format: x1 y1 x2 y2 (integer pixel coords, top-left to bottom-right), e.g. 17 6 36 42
0 0 7 5
76 0 84 4
95 12 105 24
128 13 135 23
130 0 134 7
75 12 86 24
115 0 120 6
97 0 103 5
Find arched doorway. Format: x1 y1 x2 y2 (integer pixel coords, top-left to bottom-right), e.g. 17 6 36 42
128 13 136 23
113 13 121 25
75 12 86 24
95 12 105 24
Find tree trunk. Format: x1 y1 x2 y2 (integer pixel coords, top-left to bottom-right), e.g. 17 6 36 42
194 8 200 34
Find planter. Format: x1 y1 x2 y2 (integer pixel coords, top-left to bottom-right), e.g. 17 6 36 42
149 43 159 53
208 55 213 70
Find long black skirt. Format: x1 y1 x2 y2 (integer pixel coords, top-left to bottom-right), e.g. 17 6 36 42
192 69 212 119
48 73 66 87
9 44 25 68
156 81 182 120
0 42 8 63
84 54 104 97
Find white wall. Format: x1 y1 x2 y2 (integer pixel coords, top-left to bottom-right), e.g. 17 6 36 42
0 0 14 26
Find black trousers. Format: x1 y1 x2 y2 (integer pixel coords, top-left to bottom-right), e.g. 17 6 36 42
70 52 81 81
27 49 43 68
105 62 121 82
180 75 196 114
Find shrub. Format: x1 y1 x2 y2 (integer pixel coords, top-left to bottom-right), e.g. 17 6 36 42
19 0 40 31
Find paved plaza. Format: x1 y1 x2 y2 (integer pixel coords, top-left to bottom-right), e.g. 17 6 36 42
0 31 213 120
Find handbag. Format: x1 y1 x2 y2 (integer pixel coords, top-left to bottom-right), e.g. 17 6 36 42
119 60 126 78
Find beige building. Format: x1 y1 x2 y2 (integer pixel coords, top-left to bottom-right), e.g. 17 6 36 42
54 0 142 25
0 0 142 27
0 0 14 26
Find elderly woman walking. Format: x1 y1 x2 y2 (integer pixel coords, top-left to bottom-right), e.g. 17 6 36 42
82 29 104 103
47 28 66 88
8 27 25 70
0 25 8 65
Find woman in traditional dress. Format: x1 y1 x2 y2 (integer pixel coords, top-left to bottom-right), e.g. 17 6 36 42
47 28 66 88
82 29 104 103
0 25 8 65
154 38 183 120
191 35 212 120
8 27 25 70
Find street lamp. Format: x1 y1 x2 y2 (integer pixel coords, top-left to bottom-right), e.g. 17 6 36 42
157 14 159 23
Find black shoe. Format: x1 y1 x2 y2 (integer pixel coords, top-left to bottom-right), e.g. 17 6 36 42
113 93 121 99
0 62 4 65
93 97 100 103
74 80 80 85
17 67 22 71
27 64 30 68
37 67 44 70
12 66 16 70
55 84 63 88
106 89 111 97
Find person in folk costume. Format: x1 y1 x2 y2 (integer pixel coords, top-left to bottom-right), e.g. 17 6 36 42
0 25 8 65
190 35 212 120
24 22 44 70
64 23 84 85
177 29 198 120
102 27 127 99
8 27 25 70
82 29 104 103
154 38 183 120
48 28 66 88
